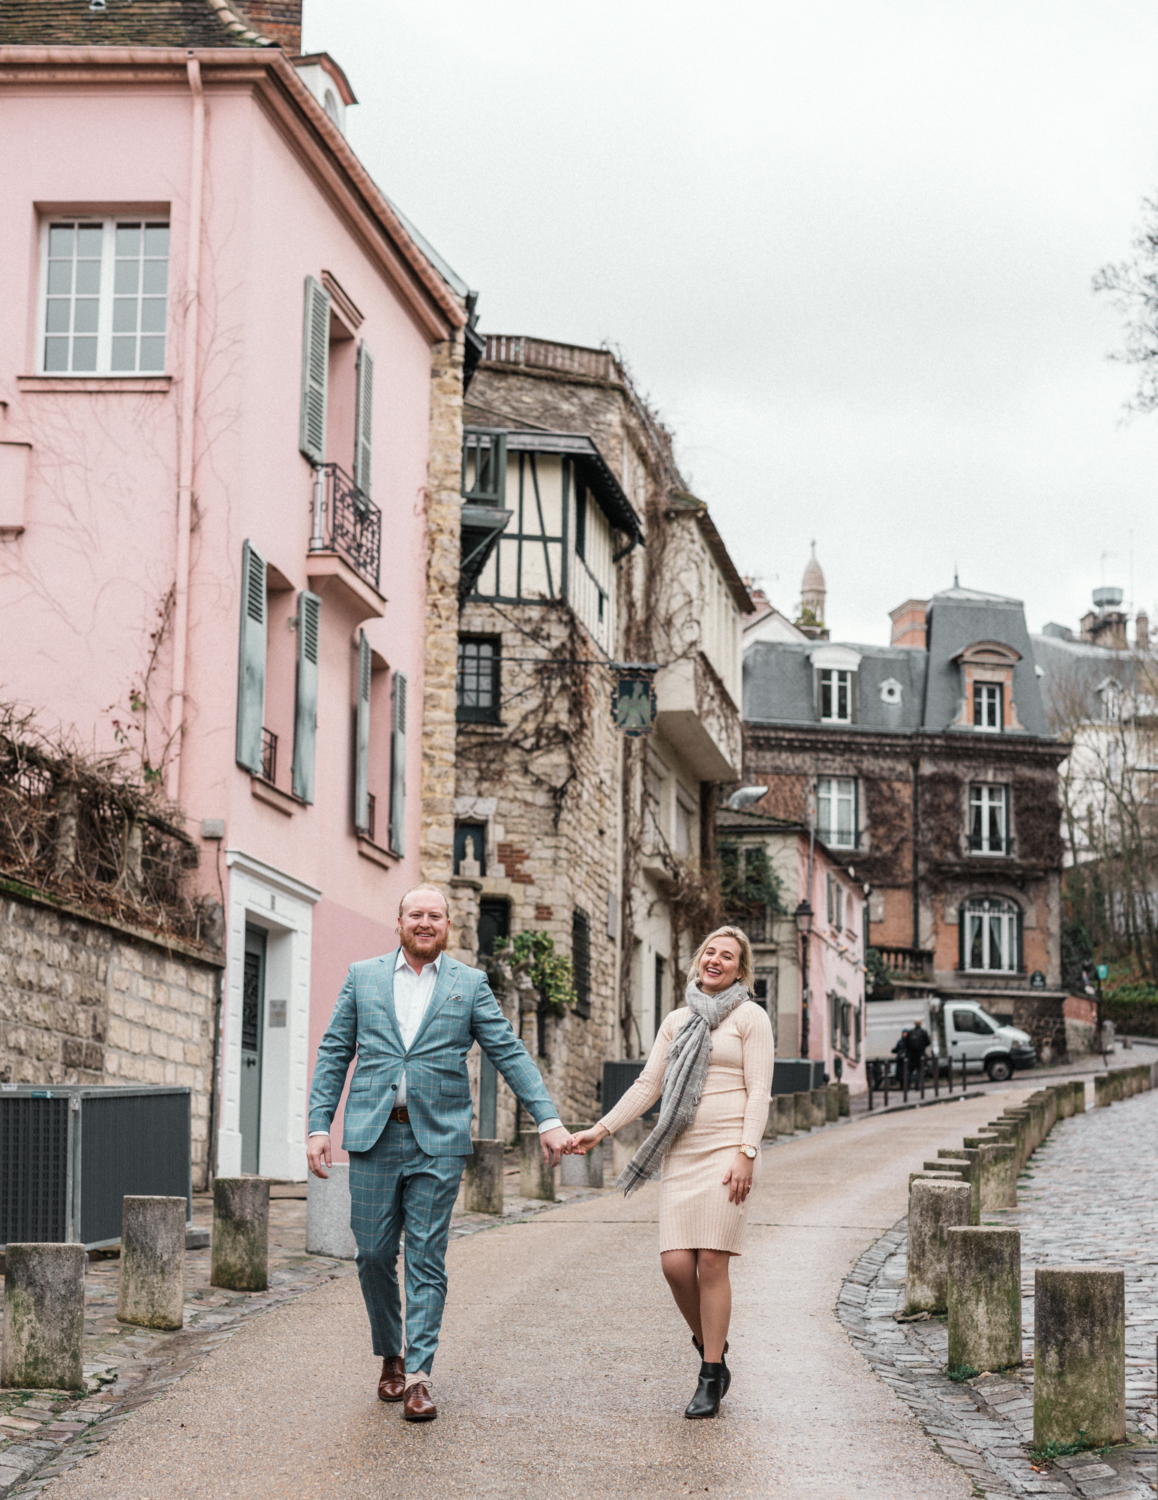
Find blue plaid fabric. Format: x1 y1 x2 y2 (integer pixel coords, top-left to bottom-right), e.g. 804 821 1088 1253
308 952 557 1156
348 1119 464 1373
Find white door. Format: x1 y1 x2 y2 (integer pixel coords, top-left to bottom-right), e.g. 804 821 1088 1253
945 1007 994 1072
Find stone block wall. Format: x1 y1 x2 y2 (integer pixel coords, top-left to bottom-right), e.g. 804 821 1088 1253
0 885 221 1186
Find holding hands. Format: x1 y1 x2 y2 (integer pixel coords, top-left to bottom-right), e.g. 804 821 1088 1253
569 1123 609 1156
539 1125 578 1167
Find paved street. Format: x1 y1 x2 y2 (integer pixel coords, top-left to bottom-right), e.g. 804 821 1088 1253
24 1089 1036 1500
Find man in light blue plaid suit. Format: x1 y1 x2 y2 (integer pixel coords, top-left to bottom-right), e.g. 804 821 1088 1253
307 884 573 1423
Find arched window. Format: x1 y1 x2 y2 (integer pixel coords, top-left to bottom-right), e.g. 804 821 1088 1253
960 896 1021 973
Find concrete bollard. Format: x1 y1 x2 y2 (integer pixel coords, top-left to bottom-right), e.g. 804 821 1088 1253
0 1244 86 1391
1034 1267 1126 1448
936 1151 981 1224
1071 1078 1087 1113
1109 1072 1124 1102
211 1176 270 1292
1055 1083 1074 1120
560 1127 604 1188
611 1117 646 1178
1094 1075 1112 1109
775 1094 796 1135
118 1195 186 1329
961 1140 1002 1212
905 1180 971 1315
306 1163 358 1257
809 1087 827 1128
837 1081 850 1117
793 1091 812 1131
825 1084 840 1123
947 1227 1022 1374
998 1109 1032 1171
464 1140 506 1213
762 1101 778 1140
520 1129 557 1200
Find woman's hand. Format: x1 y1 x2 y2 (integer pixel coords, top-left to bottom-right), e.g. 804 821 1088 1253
723 1151 755 1204
570 1125 609 1155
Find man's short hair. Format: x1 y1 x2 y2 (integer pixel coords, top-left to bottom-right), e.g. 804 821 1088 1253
397 884 450 920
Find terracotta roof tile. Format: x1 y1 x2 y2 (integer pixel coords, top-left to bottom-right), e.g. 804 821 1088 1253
0 0 269 48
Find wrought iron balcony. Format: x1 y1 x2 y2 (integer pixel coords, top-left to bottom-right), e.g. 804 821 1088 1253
260 727 278 785
309 463 382 590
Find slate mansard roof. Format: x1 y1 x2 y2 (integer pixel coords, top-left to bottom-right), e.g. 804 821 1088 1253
0 0 276 47
744 586 1051 739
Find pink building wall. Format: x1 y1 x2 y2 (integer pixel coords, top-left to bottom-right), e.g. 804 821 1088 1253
0 49 464 1176
798 838 868 1094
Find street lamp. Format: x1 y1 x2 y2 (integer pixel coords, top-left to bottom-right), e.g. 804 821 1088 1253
794 900 814 1059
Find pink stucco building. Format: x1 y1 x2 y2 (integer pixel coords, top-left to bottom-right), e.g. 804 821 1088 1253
0 3 469 1178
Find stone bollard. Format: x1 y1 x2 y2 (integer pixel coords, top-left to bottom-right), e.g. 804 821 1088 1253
809 1088 827 1128
837 1082 850 1117
1055 1083 1075 1120
1071 1078 1087 1113
762 1101 778 1140
560 1126 604 1189
988 1144 1018 1209
464 1140 505 1213
1034 1267 1126 1448
825 1084 840 1123
961 1140 1002 1212
211 1176 270 1292
118 1196 186 1329
306 1164 357 1257
611 1117 646 1178
947 1227 1022 1375
520 1129 558 1201
0 1244 86 1391
905 1180 971 1314
1094 1075 1112 1109
1109 1072 1124 1102
936 1151 981 1224
775 1094 796 1135
793 1091 812 1131
998 1109 1032 1172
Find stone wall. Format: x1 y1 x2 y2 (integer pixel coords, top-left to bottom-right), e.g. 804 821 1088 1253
0 883 221 1186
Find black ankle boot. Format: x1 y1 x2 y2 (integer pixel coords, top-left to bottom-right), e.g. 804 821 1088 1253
692 1335 729 1358
685 1360 725 1419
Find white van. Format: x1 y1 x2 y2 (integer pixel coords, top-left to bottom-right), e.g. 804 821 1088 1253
865 998 1035 1082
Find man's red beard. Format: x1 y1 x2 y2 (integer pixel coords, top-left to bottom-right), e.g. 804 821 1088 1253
402 929 449 959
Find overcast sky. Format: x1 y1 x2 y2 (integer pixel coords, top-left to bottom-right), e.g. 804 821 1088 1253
305 0 1158 645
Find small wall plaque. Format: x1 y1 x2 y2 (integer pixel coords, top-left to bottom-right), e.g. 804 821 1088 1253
268 999 287 1028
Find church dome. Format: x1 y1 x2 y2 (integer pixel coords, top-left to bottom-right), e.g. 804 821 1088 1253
802 545 825 595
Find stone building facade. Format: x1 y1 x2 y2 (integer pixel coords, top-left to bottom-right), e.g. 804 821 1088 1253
742 585 1067 1059
0 883 221 1186
439 335 751 1131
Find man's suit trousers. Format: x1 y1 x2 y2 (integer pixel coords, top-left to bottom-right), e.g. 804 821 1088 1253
348 1117 466 1374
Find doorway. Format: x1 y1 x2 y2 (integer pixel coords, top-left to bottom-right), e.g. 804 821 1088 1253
240 927 266 1174
476 898 509 1138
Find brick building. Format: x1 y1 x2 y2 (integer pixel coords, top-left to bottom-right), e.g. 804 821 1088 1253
742 582 1068 1058
422 335 751 1132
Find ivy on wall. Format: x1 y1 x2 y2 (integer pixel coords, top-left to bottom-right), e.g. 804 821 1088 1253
511 930 577 1013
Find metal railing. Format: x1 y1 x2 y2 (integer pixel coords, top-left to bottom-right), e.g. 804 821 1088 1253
310 463 382 590
260 727 277 785
866 1052 971 1110
365 792 376 845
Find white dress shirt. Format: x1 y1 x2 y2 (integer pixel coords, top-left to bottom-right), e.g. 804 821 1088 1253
310 948 561 1134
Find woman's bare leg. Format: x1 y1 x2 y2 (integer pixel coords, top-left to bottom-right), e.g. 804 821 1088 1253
697 1250 732 1361
660 1250 702 1346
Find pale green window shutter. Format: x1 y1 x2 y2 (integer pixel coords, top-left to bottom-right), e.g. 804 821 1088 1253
353 629 371 833
235 540 267 774
299 275 330 464
354 341 374 496
291 590 322 803
389 670 407 855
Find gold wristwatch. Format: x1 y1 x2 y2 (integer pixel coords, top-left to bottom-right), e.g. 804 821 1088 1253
739 1144 757 1160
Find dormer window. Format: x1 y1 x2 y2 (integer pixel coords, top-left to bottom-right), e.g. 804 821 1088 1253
973 682 1002 732
810 644 862 725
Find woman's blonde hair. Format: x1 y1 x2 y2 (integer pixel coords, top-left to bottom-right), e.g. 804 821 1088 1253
689 926 754 992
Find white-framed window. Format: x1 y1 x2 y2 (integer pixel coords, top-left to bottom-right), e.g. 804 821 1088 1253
969 784 1009 855
825 872 844 930
819 669 854 722
973 681 1002 732
962 896 1020 972
674 785 696 857
40 218 170 375
817 776 857 848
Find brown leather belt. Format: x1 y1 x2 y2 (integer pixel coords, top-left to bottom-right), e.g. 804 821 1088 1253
388 1106 410 1124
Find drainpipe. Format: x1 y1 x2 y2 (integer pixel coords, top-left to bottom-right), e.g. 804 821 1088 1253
166 53 206 802
911 756 920 951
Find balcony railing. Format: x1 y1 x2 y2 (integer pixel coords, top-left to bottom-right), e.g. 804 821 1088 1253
876 945 934 978
310 463 382 590
260 727 277 785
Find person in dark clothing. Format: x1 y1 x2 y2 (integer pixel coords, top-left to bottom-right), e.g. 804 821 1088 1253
905 1021 931 1061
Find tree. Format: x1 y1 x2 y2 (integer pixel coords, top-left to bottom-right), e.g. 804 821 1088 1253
1094 197 1158 413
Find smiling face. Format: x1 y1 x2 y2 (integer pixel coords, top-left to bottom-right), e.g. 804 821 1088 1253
698 935 742 993
397 887 450 964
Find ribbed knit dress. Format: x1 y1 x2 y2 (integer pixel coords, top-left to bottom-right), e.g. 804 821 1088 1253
598 1000 775 1255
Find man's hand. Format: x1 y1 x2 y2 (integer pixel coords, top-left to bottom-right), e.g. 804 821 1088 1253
570 1125 609 1155
539 1125 574 1167
307 1134 332 1179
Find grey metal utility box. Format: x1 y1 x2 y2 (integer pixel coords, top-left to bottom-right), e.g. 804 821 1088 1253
0 1085 192 1248
771 1059 826 1095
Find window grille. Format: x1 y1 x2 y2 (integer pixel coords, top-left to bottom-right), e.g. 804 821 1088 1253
457 638 500 722
572 907 592 1019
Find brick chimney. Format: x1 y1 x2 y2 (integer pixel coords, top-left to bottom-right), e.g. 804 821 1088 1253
1137 612 1150 651
234 1 302 51
889 598 928 649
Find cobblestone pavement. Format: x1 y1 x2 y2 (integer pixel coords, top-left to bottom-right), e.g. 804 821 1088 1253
838 1082 1158 1500
0 1154 613 1499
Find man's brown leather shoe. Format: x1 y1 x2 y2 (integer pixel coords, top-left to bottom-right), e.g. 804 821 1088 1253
377 1356 405 1403
402 1382 437 1422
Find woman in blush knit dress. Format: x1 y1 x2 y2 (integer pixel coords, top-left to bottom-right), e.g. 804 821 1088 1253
571 926 774 1418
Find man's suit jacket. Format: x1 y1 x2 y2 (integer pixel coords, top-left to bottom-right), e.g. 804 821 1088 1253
307 951 558 1157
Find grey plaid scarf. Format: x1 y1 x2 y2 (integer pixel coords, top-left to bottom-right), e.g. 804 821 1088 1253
617 977 749 1197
